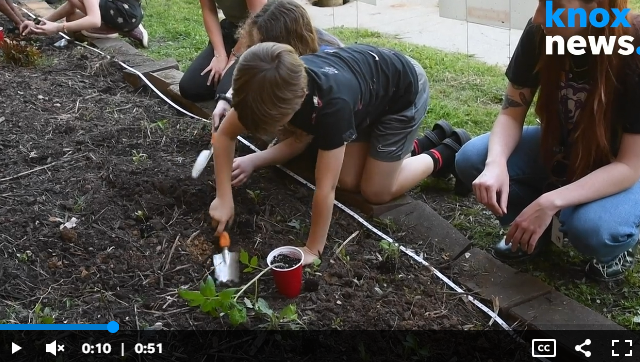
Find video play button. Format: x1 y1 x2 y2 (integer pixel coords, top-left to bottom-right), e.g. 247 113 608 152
12 342 21 354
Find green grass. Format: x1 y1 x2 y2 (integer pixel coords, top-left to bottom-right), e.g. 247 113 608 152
140 0 640 329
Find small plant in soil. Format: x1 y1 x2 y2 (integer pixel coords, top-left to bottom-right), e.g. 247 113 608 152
337 247 350 264
271 254 300 269
73 195 86 213
150 119 168 131
253 298 304 330
239 249 260 273
131 150 148 165
246 189 261 203
17 251 32 263
379 240 400 262
1 39 42 67
305 258 321 274
134 210 147 222
33 303 55 324
178 276 247 326
374 217 398 233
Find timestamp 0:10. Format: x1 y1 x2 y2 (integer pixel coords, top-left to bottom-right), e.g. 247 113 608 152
81 343 163 355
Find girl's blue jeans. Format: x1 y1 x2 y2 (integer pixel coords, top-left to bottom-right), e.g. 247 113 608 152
454 126 640 263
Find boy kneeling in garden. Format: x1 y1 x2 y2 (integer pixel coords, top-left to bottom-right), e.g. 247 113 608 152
20 0 148 48
209 42 470 265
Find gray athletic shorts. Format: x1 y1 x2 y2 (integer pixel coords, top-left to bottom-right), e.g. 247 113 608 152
354 55 429 162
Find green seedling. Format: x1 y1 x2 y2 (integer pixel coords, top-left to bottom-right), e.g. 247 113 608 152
134 210 147 222
17 251 32 263
178 276 247 326
131 150 148 165
338 247 350 264
239 249 260 273
379 240 400 261
254 298 303 330
150 119 168 130
180 265 283 326
33 303 55 324
247 190 260 203
402 334 429 359
331 317 343 329
73 195 86 213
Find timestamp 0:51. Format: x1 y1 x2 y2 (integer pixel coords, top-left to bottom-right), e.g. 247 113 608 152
81 343 163 355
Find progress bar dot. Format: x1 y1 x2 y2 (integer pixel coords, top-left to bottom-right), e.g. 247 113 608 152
107 321 119 333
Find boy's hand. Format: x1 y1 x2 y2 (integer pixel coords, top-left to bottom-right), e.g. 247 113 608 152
209 197 234 236
231 156 256 187
296 246 320 266
33 19 61 35
20 21 35 36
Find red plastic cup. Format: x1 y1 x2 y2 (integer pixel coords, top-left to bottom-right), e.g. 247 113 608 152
0 27 4 43
267 246 303 298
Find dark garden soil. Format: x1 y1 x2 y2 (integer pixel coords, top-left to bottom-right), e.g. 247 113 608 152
0 31 535 359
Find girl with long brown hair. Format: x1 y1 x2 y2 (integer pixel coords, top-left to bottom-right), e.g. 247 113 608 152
455 0 640 281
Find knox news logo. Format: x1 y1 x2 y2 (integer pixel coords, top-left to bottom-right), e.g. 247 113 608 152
544 1 638 55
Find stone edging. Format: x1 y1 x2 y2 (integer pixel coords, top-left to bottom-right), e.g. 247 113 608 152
21 0 629 346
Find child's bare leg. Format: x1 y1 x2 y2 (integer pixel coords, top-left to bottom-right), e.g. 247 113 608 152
66 9 84 22
360 127 470 204
0 0 24 26
337 142 368 192
67 0 87 14
360 155 433 204
7 0 25 25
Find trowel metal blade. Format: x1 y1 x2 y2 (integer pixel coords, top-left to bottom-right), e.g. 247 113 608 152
213 251 240 283
191 148 212 179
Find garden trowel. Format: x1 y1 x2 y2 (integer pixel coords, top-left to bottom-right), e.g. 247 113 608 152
213 231 240 283
191 145 213 179
191 127 217 179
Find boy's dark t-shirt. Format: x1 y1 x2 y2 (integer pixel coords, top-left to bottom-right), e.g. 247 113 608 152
505 18 640 145
288 44 419 151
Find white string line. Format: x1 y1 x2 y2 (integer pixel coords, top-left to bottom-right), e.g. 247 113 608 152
21 9 552 357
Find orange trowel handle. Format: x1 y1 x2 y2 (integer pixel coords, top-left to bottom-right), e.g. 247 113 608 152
219 231 230 248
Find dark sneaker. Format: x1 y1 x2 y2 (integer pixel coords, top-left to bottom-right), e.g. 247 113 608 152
490 227 552 262
585 245 637 282
125 24 149 48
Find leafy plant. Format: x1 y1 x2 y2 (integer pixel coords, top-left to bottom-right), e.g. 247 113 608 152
178 276 247 325
150 119 168 130
131 150 148 165
337 247 349 264
33 303 55 324
1 39 42 67
254 298 303 330
179 263 285 327
247 189 260 203
379 240 400 261
239 249 260 273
